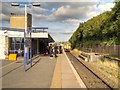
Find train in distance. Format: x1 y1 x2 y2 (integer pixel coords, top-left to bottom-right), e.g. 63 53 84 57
64 43 71 52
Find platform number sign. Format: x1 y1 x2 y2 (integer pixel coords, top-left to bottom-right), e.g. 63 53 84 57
26 38 31 47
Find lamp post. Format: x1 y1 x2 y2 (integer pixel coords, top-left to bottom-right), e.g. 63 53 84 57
11 3 40 72
24 4 27 72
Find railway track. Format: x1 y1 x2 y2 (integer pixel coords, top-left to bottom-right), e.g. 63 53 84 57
66 52 115 89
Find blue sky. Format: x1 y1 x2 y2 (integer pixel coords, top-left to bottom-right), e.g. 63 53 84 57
1 0 115 42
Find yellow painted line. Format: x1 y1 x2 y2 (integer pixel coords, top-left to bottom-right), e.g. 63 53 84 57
0 61 16 70
50 55 62 88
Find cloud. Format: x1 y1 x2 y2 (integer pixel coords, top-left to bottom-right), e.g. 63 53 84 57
51 8 56 12
63 18 84 26
47 3 96 22
86 3 115 19
86 10 100 19
1 3 24 21
2 3 24 15
73 23 80 26
28 6 48 13
1 3 48 21
33 13 48 19
97 3 115 12
64 19 84 23
1 13 9 21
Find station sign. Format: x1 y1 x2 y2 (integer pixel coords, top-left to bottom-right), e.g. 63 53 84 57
26 38 31 47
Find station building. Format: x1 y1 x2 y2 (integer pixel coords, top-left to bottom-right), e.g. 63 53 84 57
0 13 54 59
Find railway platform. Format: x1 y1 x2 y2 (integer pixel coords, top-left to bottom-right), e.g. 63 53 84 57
2 55 56 88
1 52 86 89
51 51 86 88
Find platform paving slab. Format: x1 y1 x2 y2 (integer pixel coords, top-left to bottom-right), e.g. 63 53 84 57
2 56 56 88
61 53 81 88
51 53 84 88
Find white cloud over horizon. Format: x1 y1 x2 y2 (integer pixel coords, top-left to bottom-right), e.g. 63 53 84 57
97 3 115 12
63 19 84 23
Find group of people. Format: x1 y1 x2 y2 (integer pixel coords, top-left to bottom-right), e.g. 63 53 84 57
49 44 58 58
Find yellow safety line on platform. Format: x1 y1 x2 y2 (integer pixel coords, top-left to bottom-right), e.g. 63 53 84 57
50 56 62 88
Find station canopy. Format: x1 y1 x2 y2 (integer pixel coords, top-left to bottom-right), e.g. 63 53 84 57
1 27 54 42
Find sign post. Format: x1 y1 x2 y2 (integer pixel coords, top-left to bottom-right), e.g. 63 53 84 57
30 31 32 67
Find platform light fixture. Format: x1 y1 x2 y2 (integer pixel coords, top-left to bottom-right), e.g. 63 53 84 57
11 3 20 6
32 2 41 6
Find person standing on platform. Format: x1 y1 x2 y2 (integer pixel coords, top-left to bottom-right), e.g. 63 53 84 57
49 44 53 57
54 45 58 58
18 48 21 57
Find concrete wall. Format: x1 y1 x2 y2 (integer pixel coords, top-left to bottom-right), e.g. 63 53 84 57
0 30 7 59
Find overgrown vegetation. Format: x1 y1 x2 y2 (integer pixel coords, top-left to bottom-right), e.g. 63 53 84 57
69 1 120 49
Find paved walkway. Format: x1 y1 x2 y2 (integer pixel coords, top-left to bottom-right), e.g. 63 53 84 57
2 56 56 88
51 52 86 88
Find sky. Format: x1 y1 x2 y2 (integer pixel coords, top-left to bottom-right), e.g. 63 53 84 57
1 0 115 42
